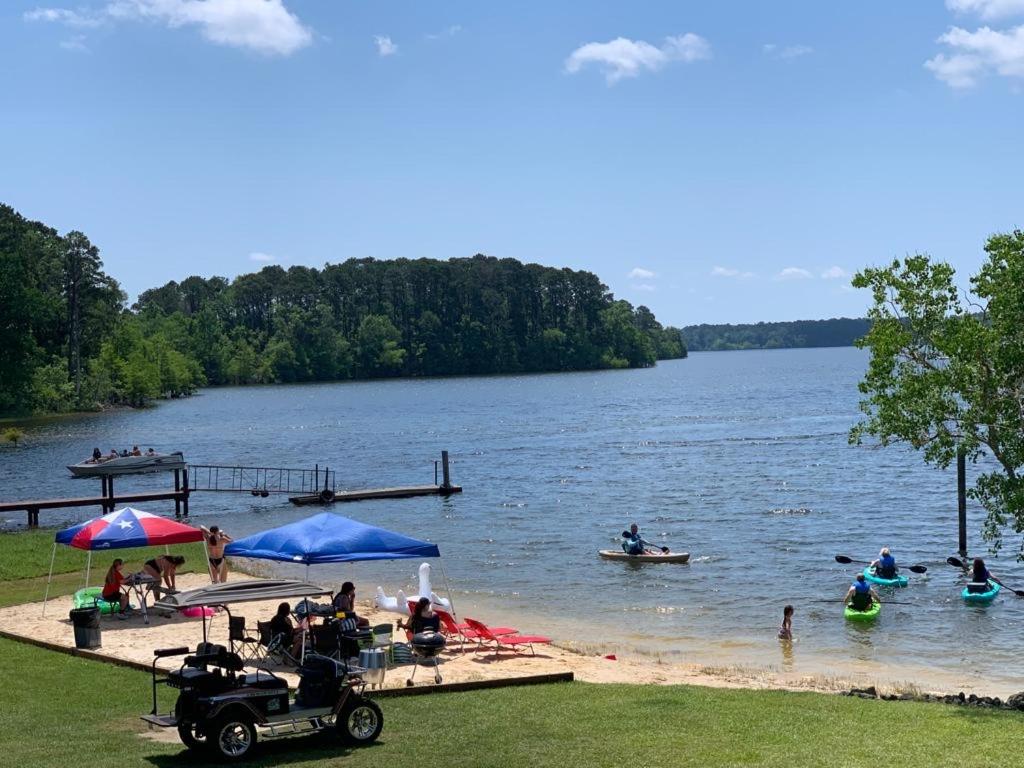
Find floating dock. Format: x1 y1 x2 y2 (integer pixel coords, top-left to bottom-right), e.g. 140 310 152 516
289 483 462 506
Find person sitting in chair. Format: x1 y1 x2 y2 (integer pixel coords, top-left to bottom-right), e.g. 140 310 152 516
270 602 305 658
399 597 441 636
332 581 369 628
102 559 130 617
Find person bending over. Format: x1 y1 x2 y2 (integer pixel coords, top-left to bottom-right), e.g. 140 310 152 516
102 559 130 617
143 555 185 591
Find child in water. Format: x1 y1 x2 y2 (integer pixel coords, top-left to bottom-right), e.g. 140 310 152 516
778 605 794 640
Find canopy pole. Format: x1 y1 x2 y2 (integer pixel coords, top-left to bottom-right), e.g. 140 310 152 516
438 561 457 621
41 543 58 617
85 551 92 588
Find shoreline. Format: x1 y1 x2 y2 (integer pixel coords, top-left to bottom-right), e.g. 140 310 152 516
4 571 1019 701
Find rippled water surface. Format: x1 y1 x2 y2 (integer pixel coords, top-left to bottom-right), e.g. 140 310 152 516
4 348 1022 693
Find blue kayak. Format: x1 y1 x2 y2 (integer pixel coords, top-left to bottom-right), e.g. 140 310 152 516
962 580 1000 604
863 567 908 588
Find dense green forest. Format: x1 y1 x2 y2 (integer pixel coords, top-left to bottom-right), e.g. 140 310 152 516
0 204 685 415
682 318 871 351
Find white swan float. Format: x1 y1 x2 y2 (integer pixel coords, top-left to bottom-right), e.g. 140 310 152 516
375 562 451 615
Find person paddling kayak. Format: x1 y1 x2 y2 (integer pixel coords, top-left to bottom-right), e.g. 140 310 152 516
870 547 898 579
844 573 880 612
622 523 657 555
967 558 996 594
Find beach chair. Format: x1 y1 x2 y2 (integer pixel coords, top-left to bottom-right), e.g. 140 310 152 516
435 609 516 652
462 618 551 657
257 620 298 667
370 623 395 665
229 615 263 664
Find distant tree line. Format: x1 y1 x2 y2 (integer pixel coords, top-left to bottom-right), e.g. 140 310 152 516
682 318 872 351
0 203 685 415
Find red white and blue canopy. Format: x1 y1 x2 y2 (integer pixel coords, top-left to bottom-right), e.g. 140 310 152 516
54 507 204 551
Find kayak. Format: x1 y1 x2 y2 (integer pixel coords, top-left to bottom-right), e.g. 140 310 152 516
598 550 690 564
844 599 881 622
962 580 1000 604
863 566 908 588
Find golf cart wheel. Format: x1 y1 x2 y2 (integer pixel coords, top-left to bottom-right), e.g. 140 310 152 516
210 712 257 762
337 697 383 745
177 721 208 752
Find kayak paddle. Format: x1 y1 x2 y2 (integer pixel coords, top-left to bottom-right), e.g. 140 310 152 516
834 554 927 574
946 556 1024 597
620 530 669 554
809 599 913 606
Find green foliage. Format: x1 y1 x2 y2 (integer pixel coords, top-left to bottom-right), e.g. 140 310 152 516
0 204 687 415
3 427 25 447
684 317 871 351
851 231 1024 555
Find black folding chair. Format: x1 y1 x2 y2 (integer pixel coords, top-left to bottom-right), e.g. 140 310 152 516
229 615 264 664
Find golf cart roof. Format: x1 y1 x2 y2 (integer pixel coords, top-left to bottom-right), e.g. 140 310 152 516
154 579 332 610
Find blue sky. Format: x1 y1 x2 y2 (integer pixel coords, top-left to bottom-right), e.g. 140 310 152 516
2 1 1023 326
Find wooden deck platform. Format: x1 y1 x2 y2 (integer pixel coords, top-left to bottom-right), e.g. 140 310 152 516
289 484 463 505
0 489 190 526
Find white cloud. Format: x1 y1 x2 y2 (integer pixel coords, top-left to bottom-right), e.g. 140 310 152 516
60 34 90 51
710 266 754 279
628 267 655 279
28 0 313 56
821 266 849 280
947 0 1024 20
565 33 711 84
24 7 103 26
775 267 813 280
249 251 275 262
763 43 813 59
374 35 397 57
926 25 1024 88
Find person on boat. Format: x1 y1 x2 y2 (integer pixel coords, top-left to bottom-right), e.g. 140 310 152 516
90 447 102 463
107 448 119 460
870 547 898 579
967 558 996 593
143 555 185 592
777 605 794 640
844 574 880 612
399 596 441 636
102 559 130 617
269 602 305 659
131 445 141 456
145 447 156 456
201 524 232 584
332 581 370 628
622 523 655 555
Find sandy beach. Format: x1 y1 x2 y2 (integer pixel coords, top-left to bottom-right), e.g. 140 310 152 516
2 572 1017 699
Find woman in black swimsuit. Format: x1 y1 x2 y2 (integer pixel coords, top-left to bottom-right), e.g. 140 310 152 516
143 555 185 590
201 525 232 584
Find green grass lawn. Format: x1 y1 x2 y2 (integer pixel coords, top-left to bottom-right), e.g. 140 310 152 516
0 528 206 609
0 636 1020 768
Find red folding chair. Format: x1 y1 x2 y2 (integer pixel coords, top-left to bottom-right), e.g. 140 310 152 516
462 617 551 657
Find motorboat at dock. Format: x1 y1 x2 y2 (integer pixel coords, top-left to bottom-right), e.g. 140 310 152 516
67 451 186 477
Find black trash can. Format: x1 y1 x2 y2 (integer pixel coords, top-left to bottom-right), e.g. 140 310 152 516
69 607 101 649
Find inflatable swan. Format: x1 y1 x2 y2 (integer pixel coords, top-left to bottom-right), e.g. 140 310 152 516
375 562 451 615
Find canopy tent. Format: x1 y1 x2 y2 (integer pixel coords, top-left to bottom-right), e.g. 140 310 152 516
43 507 204 616
225 512 453 616
225 512 440 564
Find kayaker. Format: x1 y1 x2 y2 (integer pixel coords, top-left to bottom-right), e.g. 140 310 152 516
844 574 879 612
967 558 995 594
622 523 655 555
870 547 898 579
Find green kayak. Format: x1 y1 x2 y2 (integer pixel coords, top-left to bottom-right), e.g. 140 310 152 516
844 599 881 622
863 567 908 588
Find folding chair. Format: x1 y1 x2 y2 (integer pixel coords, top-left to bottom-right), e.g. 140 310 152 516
257 620 298 667
229 615 264 664
371 623 395 665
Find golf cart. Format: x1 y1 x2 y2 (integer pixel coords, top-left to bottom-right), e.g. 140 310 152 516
142 644 382 761
139 579 383 762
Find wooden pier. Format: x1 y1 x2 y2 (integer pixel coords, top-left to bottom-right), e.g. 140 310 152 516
1 451 459 527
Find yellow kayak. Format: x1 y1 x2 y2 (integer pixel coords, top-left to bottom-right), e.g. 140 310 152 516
598 550 690 564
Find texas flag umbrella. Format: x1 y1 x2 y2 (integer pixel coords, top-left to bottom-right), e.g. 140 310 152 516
55 507 203 550
42 507 203 616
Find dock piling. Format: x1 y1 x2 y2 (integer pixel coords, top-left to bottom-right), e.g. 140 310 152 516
441 450 451 491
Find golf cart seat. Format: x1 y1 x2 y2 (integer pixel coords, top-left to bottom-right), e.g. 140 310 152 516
240 670 288 690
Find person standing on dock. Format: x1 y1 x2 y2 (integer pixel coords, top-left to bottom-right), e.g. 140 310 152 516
202 525 233 583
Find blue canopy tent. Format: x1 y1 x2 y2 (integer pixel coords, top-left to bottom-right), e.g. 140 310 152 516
224 512 452 614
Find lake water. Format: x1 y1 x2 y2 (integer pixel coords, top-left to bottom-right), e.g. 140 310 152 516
3 347 1022 694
